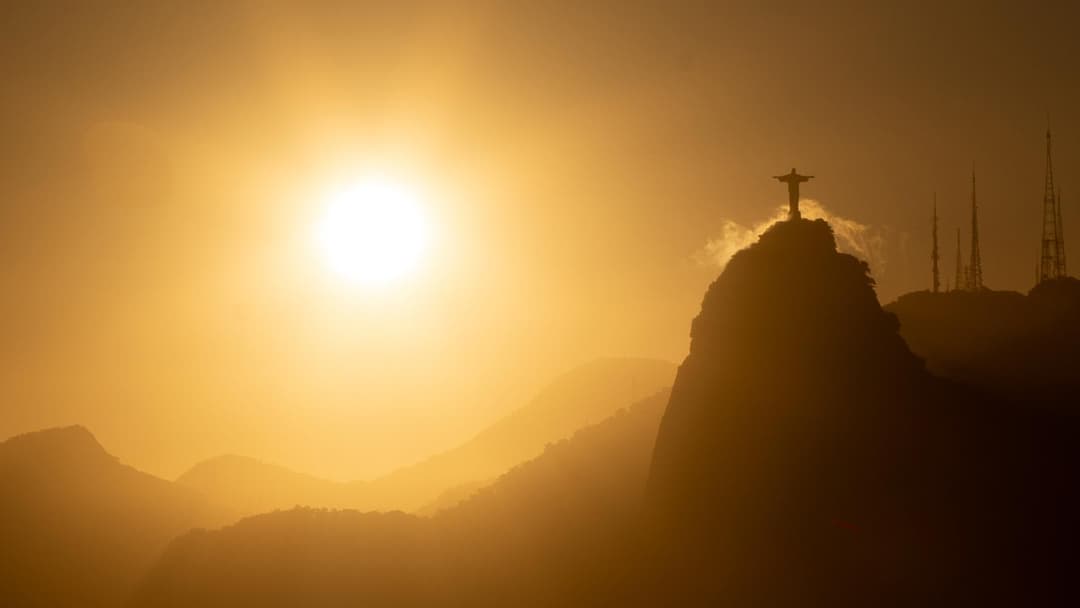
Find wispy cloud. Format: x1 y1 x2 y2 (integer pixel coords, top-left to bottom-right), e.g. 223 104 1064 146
698 200 888 277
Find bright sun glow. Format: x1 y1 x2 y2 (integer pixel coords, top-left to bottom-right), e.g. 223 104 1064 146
314 177 431 286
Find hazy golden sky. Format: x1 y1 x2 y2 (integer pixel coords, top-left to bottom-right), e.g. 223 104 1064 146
2 2 1078 479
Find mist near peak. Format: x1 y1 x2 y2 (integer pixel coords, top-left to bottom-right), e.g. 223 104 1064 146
700 199 889 280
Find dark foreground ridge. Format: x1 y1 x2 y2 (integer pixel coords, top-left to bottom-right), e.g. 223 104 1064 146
645 218 1080 605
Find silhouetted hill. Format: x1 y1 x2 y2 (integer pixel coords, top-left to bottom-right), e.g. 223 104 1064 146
177 454 360 516
0 424 110 466
178 357 675 515
0 426 234 607
364 357 674 511
135 509 441 607
133 389 671 607
433 389 670 603
415 480 489 516
886 277 1080 408
644 219 1080 605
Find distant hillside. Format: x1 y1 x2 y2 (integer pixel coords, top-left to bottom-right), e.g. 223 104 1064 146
137 509 440 607
0 426 234 607
886 278 1080 407
363 357 675 511
133 389 671 607
176 454 363 517
432 388 671 603
177 357 675 515
415 480 489 516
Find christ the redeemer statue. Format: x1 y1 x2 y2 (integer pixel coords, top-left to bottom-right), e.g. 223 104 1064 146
773 168 814 220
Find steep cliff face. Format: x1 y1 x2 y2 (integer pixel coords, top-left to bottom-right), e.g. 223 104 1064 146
649 219 925 521
644 219 1078 606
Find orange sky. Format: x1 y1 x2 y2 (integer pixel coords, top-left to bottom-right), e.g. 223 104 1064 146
1 2 1078 479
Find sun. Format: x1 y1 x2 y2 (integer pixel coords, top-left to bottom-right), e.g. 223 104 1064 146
314 176 431 286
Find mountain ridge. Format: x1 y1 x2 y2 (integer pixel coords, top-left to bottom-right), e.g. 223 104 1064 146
0 425 236 607
176 357 676 514
133 388 673 607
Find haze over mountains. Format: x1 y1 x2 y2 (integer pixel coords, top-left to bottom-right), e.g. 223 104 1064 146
125 218 1080 606
176 357 675 515
0 359 673 606
135 389 673 607
4 220 1080 606
6 3 1080 605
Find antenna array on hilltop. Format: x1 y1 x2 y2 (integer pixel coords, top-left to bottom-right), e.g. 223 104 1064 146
937 125 1071 293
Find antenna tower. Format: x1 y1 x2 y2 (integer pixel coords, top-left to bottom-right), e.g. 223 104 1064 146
1039 127 1067 281
931 194 940 293
953 228 963 291
1056 187 1067 276
968 171 983 290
